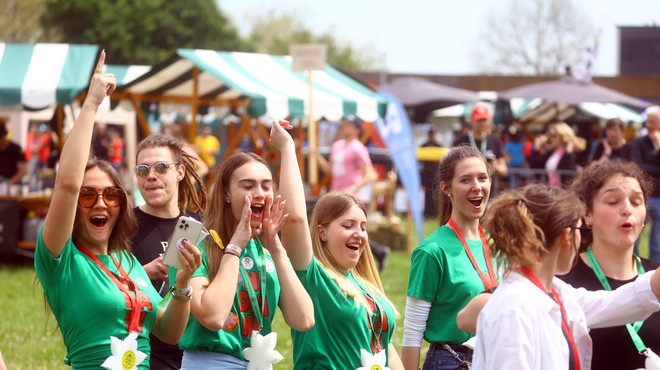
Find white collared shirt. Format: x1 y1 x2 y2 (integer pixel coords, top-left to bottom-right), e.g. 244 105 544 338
472 270 660 370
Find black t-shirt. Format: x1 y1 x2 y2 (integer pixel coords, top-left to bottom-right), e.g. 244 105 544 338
560 257 660 370
131 207 201 370
452 134 504 161
592 142 631 162
0 141 26 179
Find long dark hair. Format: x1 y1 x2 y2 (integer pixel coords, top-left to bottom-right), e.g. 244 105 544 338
72 157 138 255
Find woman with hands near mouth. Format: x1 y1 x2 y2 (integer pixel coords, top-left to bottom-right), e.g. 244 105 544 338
178 120 314 370
402 145 497 370
34 51 202 370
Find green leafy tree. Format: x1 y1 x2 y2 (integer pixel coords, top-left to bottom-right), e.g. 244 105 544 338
0 0 47 42
40 0 249 65
245 10 383 71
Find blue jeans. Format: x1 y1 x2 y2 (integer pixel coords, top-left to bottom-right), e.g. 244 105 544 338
181 350 247 370
422 348 472 370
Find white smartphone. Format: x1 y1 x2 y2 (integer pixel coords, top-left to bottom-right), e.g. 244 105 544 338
163 215 204 269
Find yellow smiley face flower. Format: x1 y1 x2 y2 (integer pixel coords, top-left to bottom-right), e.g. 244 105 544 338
357 349 390 370
101 332 147 370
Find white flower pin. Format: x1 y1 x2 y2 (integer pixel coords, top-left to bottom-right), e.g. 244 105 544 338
242 331 283 370
101 332 147 370
356 349 390 370
638 348 660 370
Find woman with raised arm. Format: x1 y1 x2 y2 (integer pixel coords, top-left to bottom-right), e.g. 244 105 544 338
34 51 201 369
178 120 314 369
272 121 402 369
402 145 496 370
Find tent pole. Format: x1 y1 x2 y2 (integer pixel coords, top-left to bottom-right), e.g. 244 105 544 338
297 120 305 188
307 70 317 192
190 68 200 143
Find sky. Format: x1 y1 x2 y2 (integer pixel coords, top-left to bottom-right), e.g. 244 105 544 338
218 0 660 76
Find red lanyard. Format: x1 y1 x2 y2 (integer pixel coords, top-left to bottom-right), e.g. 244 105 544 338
520 266 581 370
77 244 145 333
446 217 498 291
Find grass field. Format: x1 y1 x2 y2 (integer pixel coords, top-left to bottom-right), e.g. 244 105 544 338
0 222 650 369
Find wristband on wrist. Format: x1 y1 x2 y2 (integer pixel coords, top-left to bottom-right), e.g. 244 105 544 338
224 243 243 258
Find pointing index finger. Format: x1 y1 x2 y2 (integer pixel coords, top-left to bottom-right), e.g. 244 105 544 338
95 49 106 72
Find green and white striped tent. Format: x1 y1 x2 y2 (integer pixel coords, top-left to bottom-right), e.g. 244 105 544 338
119 49 387 122
104 64 152 87
0 43 99 109
0 43 152 110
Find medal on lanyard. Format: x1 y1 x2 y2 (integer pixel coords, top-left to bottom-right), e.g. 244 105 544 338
77 245 147 370
240 240 283 369
447 218 498 291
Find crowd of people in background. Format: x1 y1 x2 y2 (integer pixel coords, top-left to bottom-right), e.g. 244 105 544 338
2 57 660 370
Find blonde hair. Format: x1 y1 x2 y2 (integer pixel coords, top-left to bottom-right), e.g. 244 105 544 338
311 192 397 314
548 122 586 152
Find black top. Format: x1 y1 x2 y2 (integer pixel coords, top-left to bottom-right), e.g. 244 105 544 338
131 207 201 370
592 142 631 162
0 141 26 179
452 133 504 160
560 257 660 370
629 136 660 196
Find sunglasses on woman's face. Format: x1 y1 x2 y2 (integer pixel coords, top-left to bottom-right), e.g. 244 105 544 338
78 187 125 208
134 162 178 178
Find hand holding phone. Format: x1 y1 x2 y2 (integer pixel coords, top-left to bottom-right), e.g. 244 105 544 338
163 216 204 269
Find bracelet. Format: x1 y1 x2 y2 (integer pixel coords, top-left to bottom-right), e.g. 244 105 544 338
170 285 193 302
224 248 241 258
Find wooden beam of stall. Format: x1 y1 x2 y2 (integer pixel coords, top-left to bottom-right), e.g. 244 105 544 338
54 104 64 151
221 114 251 162
189 67 200 143
128 96 151 137
110 90 234 107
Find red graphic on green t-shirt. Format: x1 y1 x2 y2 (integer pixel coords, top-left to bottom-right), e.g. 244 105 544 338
238 271 270 337
365 294 389 353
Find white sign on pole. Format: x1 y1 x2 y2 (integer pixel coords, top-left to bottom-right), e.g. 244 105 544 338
289 44 327 71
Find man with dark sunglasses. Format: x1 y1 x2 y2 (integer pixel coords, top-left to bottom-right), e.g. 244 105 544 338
130 134 207 369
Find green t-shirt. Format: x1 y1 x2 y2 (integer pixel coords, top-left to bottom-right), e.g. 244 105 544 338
34 231 161 370
407 225 495 344
178 238 281 359
292 258 397 370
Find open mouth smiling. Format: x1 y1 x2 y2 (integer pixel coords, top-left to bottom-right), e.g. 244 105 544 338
468 197 483 207
90 215 108 228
